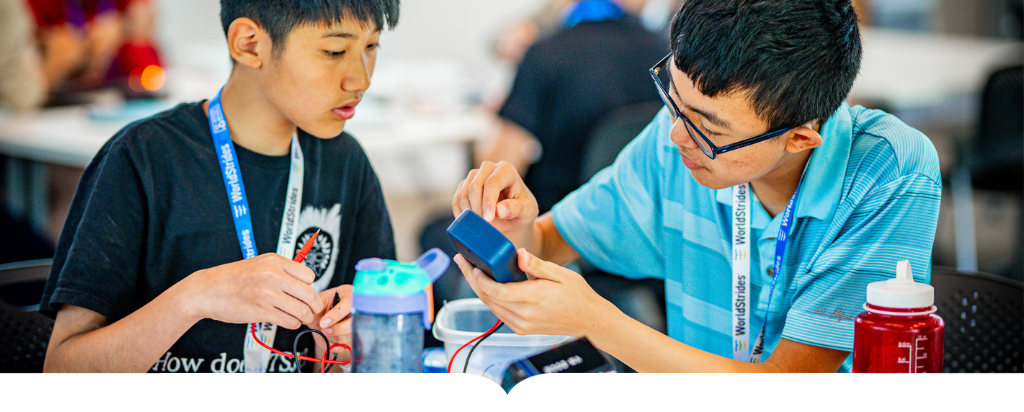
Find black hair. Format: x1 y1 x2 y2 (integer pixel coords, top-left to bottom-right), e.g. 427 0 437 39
669 0 861 131
220 0 400 55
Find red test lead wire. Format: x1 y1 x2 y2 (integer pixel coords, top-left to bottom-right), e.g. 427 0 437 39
250 324 351 372
248 229 349 372
447 319 503 373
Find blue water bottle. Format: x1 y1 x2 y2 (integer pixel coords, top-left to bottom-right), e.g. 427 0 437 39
350 248 449 372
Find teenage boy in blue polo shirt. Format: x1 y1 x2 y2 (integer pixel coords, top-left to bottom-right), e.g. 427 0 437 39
41 0 399 372
451 0 941 372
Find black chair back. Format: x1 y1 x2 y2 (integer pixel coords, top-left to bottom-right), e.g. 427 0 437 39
931 266 1023 373
581 100 664 182
0 260 54 373
969 65 1022 193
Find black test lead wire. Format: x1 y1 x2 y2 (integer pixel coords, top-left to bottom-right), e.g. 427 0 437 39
293 328 336 373
288 292 344 373
463 321 504 373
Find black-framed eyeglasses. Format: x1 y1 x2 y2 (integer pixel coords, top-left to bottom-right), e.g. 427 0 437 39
649 54 794 160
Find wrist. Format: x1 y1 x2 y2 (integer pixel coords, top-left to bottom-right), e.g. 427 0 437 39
173 270 207 324
581 299 627 345
503 220 537 254
523 219 543 256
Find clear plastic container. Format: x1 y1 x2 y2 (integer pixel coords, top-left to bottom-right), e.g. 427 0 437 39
432 298 571 381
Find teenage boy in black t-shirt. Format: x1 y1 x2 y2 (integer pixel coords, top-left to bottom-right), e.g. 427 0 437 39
40 0 400 373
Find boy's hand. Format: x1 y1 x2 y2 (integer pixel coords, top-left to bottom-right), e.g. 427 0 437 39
308 285 355 365
452 161 539 248
453 248 618 338
183 253 325 329
313 286 353 344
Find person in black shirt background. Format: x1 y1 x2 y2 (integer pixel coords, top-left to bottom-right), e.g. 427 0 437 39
421 0 670 351
491 0 668 213
40 0 400 372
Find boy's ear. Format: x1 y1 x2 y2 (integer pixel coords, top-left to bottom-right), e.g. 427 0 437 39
227 18 266 69
785 123 824 154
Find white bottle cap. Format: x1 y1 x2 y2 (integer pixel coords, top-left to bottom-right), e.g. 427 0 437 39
865 260 934 309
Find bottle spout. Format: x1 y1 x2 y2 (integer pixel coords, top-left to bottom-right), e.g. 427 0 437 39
416 248 451 283
865 259 935 308
895 260 914 284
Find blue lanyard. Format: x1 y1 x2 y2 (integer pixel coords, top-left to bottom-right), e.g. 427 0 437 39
732 163 807 363
207 89 258 260
748 181 801 362
563 0 625 29
207 89 306 373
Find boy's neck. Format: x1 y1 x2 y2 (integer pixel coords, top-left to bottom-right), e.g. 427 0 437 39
749 149 813 219
212 69 297 157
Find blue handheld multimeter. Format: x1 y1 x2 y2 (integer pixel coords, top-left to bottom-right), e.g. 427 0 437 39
446 209 528 283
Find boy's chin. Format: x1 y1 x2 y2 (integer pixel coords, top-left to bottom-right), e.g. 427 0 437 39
302 121 347 139
688 170 732 190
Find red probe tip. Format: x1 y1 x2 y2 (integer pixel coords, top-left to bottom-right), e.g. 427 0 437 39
294 229 320 262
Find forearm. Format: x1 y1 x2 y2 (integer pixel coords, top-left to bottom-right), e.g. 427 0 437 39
84 13 122 76
587 305 778 373
39 26 87 90
531 213 580 265
44 281 200 373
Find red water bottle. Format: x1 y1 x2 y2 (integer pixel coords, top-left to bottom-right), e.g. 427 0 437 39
853 260 944 373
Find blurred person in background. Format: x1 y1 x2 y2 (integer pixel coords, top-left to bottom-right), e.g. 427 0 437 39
482 0 668 229
0 0 63 110
0 0 57 264
0 1 164 265
421 0 671 354
492 0 677 69
2 0 164 259
26 0 162 97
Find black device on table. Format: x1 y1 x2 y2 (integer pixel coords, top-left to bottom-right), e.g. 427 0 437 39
500 337 616 392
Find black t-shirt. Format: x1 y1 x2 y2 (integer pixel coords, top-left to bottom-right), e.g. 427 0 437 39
40 101 396 372
498 17 668 213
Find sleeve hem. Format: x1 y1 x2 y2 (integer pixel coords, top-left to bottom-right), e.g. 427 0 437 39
780 332 853 353
551 202 594 265
43 286 121 321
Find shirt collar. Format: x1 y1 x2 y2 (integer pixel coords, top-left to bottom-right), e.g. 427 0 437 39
562 0 626 28
795 102 853 222
714 102 853 224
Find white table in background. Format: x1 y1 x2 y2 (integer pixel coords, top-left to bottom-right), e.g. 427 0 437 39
0 87 486 237
851 28 1022 112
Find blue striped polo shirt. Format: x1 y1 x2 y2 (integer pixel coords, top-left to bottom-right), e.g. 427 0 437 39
552 102 942 372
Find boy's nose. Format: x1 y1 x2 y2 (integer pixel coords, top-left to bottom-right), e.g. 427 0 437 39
342 57 372 92
669 118 696 149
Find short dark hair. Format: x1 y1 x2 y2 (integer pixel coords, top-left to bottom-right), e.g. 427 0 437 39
220 0 400 55
670 0 861 131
